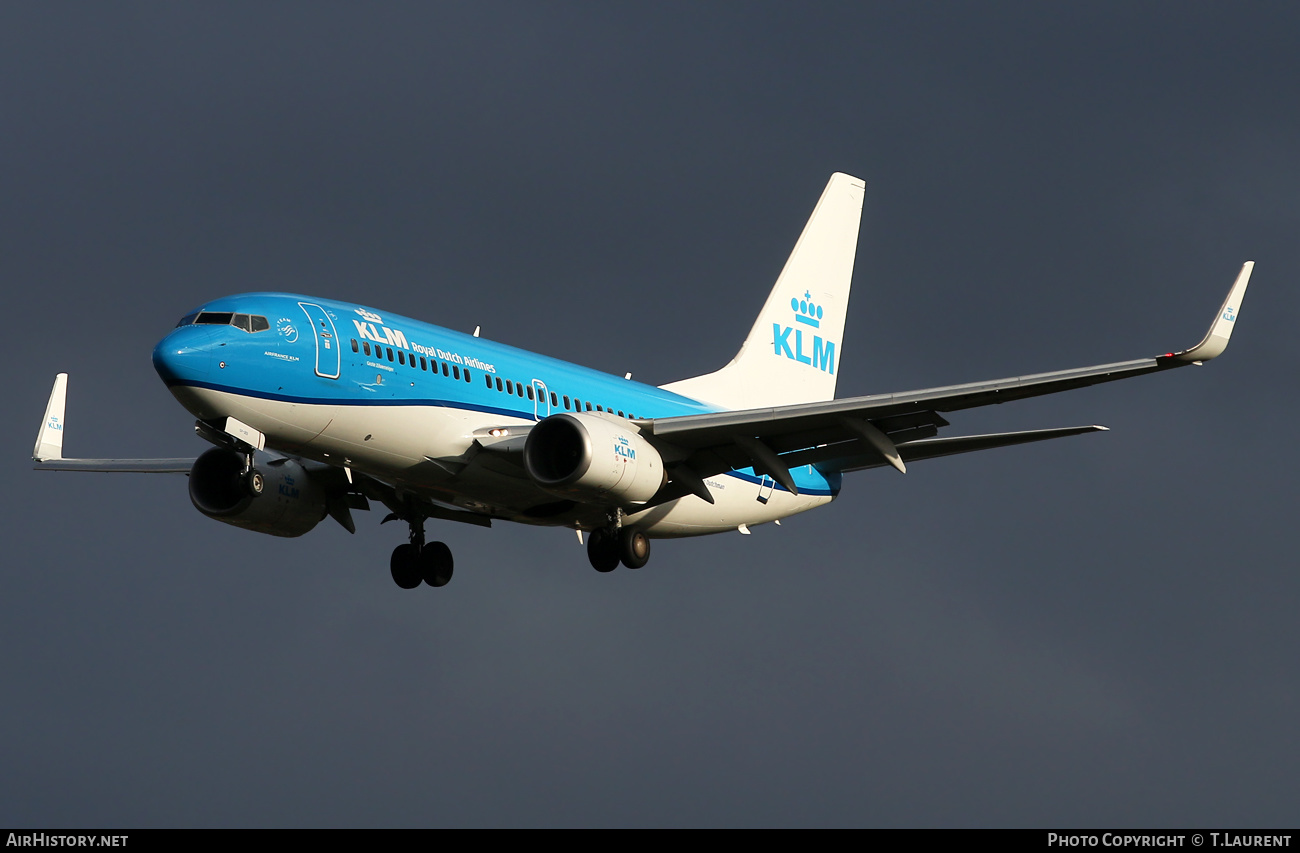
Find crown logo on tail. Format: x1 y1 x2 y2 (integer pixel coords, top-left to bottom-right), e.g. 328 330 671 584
792 291 822 328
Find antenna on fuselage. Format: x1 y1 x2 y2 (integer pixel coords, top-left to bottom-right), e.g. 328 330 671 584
473 326 480 338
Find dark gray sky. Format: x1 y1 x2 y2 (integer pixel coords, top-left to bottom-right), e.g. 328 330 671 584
3 3 1297 827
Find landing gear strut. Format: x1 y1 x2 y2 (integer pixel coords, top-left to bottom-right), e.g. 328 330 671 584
239 450 263 496
387 511 454 589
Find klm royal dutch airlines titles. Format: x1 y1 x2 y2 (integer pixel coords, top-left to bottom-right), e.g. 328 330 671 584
33 174 1254 589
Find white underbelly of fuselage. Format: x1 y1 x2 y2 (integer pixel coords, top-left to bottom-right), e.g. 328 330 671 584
172 386 834 537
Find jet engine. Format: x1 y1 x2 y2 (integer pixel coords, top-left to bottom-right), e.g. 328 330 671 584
188 447 328 538
523 413 666 505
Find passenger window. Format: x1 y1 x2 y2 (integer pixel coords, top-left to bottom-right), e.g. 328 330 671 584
387 348 394 361
420 356 427 370
618 411 624 418
464 370 472 383
397 351 405 365
574 399 581 410
505 380 513 394
363 341 371 356
550 392 558 407
517 383 524 397
250 315 270 333
495 377 503 392
453 365 460 380
351 339 359 353
596 405 603 412
442 362 449 377
485 375 493 388
563 395 571 410
586 402 593 412
526 385 534 401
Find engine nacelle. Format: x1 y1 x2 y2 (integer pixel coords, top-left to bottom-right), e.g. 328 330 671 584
188 448 328 538
523 413 666 505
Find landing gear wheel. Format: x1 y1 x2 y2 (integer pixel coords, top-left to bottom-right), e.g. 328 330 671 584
390 543 422 589
420 541 454 588
619 529 650 569
587 528 620 573
247 469 264 496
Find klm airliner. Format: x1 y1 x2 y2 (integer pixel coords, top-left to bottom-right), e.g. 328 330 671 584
33 174 1253 589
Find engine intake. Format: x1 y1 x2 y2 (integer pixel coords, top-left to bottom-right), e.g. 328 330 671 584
524 413 665 505
189 447 328 538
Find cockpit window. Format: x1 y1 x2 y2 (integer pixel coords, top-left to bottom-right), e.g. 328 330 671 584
190 312 270 332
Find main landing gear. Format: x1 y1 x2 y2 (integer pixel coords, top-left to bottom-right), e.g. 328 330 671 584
587 526 651 572
386 512 454 589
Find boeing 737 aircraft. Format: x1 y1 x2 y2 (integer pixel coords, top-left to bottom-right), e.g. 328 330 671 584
33 174 1253 589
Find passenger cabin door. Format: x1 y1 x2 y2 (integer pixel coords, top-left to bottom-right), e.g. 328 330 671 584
298 302 341 379
532 379 550 421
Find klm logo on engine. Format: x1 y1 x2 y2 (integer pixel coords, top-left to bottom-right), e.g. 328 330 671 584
614 435 636 461
773 291 835 374
279 474 300 499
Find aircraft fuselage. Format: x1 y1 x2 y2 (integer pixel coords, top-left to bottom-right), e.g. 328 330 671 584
152 293 839 537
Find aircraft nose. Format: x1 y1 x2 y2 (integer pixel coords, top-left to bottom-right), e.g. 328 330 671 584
153 329 215 384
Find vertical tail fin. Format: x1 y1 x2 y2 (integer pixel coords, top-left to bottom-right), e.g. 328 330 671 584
660 173 865 410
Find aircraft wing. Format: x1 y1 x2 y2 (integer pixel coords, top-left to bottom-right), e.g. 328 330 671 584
32 374 194 473
639 262 1252 494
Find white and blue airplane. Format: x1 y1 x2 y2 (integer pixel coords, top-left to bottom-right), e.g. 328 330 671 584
33 174 1253 588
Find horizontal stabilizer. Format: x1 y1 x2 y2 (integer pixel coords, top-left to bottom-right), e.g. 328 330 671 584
833 426 1107 473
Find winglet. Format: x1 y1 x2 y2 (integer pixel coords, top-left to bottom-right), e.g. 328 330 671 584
1169 262 1253 364
33 373 68 461
32 373 193 472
